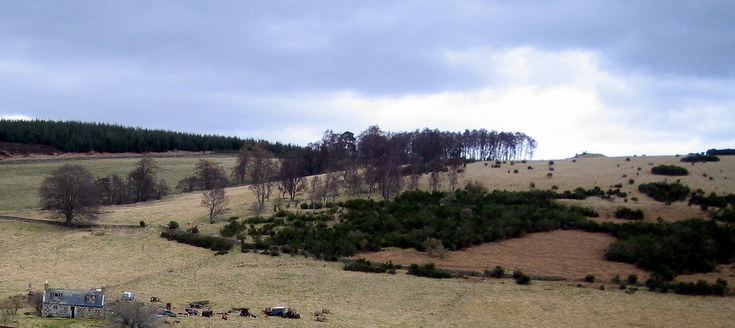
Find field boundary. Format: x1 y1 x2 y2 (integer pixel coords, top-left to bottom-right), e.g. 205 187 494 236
0 215 143 229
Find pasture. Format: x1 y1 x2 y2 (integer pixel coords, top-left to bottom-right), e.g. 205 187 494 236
1 153 734 327
0 153 238 212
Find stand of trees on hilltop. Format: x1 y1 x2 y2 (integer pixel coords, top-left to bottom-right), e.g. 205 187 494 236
275 126 537 178
0 119 294 154
227 126 536 202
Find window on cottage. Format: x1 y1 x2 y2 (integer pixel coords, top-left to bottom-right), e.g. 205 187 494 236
51 293 62 301
52 305 59 314
85 295 96 304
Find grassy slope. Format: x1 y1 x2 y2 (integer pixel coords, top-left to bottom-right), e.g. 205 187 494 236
2 154 735 327
0 154 238 211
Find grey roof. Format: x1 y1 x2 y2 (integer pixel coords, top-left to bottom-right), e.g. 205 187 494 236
44 287 105 308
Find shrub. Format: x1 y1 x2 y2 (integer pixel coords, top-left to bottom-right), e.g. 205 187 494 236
160 230 234 253
651 165 689 176
583 275 595 283
167 220 179 230
514 272 531 285
573 206 599 218
407 263 452 279
139 220 146 227
605 219 735 278
638 181 690 203
485 266 505 278
712 208 735 223
612 274 621 284
344 259 401 274
681 154 720 163
614 207 644 220
627 274 638 284
186 226 199 233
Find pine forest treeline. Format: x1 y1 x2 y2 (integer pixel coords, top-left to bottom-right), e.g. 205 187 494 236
0 119 294 154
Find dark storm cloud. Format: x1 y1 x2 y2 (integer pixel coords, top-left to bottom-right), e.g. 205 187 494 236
0 1 733 156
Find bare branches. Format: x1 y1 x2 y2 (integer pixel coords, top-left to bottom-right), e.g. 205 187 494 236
201 188 228 223
39 164 99 225
249 147 279 214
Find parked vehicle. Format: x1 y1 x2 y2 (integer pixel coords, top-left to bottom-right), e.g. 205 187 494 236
157 309 177 317
263 306 286 317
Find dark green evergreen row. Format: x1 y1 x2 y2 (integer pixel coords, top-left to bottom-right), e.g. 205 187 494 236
0 119 294 154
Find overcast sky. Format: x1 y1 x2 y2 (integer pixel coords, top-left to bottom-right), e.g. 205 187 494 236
1 1 733 159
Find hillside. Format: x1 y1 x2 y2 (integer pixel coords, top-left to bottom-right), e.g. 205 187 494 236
1 153 734 327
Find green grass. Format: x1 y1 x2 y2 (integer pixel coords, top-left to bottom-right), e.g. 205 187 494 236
0 154 237 211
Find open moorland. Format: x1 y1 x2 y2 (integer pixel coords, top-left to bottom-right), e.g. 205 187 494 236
1 152 734 327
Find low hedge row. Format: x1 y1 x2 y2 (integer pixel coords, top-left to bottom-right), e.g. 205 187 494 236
160 230 234 252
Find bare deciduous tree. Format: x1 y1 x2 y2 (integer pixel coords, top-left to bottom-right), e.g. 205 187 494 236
278 150 307 202
309 176 325 208
363 165 379 200
1 295 22 326
424 238 446 259
429 170 442 192
194 159 229 190
376 159 402 200
96 174 129 205
106 300 163 328
201 188 228 223
406 163 422 190
447 160 464 191
39 164 99 226
128 155 160 202
231 145 250 183
249 147 278 214
342 161 363 197
323 171 342 202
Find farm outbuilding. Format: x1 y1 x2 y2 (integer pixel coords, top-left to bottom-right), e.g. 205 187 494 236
41 284 105 319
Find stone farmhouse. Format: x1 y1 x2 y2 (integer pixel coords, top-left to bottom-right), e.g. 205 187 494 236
41 284 105 319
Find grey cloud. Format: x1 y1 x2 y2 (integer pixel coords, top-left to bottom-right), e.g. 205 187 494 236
0 0 733 153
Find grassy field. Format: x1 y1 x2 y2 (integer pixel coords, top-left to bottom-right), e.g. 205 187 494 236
1 154 734 327
0 153 238 211
3 218 734 328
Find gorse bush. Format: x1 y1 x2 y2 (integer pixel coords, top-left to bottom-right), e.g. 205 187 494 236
646 278 728 296
161 230 233 252
638 181 690 203
681 154 720 163
344 259 401 274
605 219 735 278
688 190 735 210
651 165 689 176
407 263 452 279
614 207 644 220
485 266 506 278
257 188 591 261
512 270 531 285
